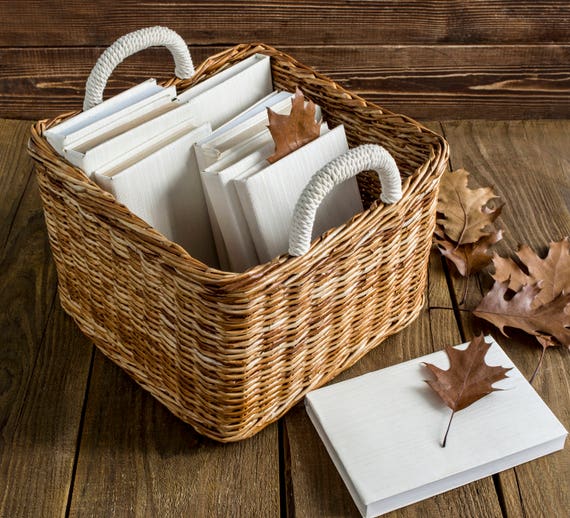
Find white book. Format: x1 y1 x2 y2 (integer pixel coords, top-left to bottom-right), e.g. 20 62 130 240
214 90 291 136
44 79 164 154
195 90 293 170
234 124 363 263
65 99 194 176
305 336 568 518
177 54 273 130
62 85 176 151
201 134 276 272
93 123 218 267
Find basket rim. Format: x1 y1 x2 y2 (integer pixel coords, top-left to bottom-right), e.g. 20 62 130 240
28 42 449 283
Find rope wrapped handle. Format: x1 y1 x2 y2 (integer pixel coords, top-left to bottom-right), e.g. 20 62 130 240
289 144 402 256
83 26 194 111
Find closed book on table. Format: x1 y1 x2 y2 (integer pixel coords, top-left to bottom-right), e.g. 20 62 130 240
305 336 567 517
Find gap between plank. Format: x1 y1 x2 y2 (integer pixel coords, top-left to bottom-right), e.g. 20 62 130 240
278 418 295 518
439 121 510 518
64 345 96 518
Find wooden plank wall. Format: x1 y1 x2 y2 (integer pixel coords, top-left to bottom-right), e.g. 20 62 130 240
0 0 569 120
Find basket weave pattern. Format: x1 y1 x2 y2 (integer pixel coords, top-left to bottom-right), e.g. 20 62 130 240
29 44 448 442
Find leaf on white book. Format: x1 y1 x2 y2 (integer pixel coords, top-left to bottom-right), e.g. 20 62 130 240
305 336 567 518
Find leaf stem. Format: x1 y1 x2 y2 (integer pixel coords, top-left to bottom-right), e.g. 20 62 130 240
529 347 547 385
442 409 455 448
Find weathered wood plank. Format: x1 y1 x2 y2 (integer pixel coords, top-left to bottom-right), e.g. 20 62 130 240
68 351 280 517
440 119 570 517
2 1 569 46
0 120 91 517
0 297 93 518
2 45 568 121
0 120 34 249
283 305 504 516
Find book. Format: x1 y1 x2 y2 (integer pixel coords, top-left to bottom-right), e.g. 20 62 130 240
305 336 568 518
58 86 176 152
92 123 218 267
195 90 293 170
234 124 363 263
44 79 166 154
200 133 276 272
201 119 330 271
65 98 195 176
178 54 273 130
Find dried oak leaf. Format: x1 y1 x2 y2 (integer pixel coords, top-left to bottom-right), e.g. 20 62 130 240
437 169 502 245
474 281 570 382
492 238 570 308
423 334 511 447
435 227 503 277
267 87 321 164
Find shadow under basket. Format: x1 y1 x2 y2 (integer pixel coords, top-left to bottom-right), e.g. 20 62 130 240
28 43 449 442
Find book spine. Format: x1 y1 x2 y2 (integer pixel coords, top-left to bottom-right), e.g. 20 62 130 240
201 172 259 272
234 180 273 263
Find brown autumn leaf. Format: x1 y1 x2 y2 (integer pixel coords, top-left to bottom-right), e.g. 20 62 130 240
266 87 321 164
435 227 503 277
481 239 570 382
423 334 511 447
474 281 570 382
492 238 570 308
437 169 502 244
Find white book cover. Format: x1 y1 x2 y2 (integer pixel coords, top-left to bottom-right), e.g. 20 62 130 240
201 136 276 272
305 336 567 518
212 90 291 137
93 123 218 267
44 79 163 154
195 91 293 170
62 85 176 151
177 54 273 130
234 124 363 263
65 99 194 176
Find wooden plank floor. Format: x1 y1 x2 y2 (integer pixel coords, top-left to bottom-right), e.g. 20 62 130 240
0 119 568 517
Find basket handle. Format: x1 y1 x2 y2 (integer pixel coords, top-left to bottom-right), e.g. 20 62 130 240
288 144 402 256
83 26 194 111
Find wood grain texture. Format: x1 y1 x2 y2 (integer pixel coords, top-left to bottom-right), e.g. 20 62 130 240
0 120 89 517
283 307 504 517
0 120 34 248
68 351 280 517
1 45 569 120
0 297 93 518
439 119 570 518
2 1 569 46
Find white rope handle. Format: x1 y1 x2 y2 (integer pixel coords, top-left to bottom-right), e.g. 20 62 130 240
289 144 402 256
83 26 194 110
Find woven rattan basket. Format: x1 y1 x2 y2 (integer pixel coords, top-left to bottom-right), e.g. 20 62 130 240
28 28 448 442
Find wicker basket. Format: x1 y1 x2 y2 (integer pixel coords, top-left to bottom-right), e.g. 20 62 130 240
28 28 448 442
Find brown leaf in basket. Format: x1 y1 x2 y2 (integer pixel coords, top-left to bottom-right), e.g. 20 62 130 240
434 227 503 277
437 169 502 245
267 88 321 164
423 334 511 447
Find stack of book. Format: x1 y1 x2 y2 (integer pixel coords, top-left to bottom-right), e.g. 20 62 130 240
45 54 364 272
